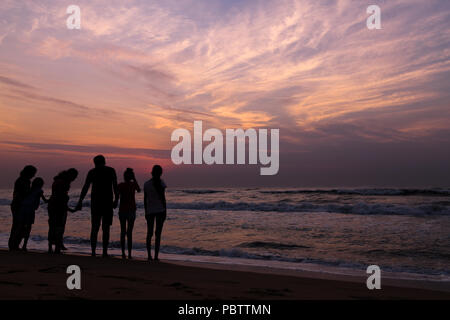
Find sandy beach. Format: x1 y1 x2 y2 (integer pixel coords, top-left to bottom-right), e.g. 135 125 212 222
0 249 449 300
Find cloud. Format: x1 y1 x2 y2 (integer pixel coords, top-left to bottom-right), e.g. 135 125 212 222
37 37 73 59
1 1 449 135
1 141 170 160
1 87 122 119
0 0 449 186
0 75 36 89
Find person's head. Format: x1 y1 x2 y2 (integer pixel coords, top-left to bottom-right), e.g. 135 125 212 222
20 165 37 180
124 168 134 182
151 165 163 179
66 168 79 182
32 177 44 189
55 168 78 182
93 155 106 168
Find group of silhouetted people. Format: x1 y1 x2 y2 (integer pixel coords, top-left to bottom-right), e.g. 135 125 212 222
8 155 167 261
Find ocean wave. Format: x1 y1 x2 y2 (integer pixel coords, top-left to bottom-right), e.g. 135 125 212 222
2 197 449 216
259 188 450 196
362 248 450 260
238 241 310 250
0 198 11 206
24 235 333 264
177 189 225 194
166 200 450 216
12 235 449 276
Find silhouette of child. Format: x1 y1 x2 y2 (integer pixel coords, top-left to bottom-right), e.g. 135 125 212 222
144 165 167 261
117 168 140 259
17 177 47 251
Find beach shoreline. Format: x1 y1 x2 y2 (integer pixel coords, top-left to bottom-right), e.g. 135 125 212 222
1 249 449 300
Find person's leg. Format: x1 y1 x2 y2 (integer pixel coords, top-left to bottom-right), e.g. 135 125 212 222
14 223 25 250
119 217 126 258
102 215 111 257
22 224 31 251
61 212 68 250
127 216 135 259
146 215 155 260
9 218 23 251
54 225 64 254
8 208 19 250
154 213 166 261
90 215 101 257
48 220 54 253
8 220 18 250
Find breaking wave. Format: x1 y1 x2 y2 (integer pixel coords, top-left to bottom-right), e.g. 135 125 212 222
166 200 450 216
10 235 449 277
259 188 450 196
178 189 225 194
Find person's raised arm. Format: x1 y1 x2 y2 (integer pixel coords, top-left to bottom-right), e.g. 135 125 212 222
77 171 92 210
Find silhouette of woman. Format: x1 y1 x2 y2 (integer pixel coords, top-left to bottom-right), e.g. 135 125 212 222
17 177 47 251
117 168 141 259
144 165 167 261
9 165 37 251
47 168 78 254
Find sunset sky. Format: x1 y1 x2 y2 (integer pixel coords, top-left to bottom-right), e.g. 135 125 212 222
0 0 449 188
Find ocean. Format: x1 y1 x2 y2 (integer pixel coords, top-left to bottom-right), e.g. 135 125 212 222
0 187 449 282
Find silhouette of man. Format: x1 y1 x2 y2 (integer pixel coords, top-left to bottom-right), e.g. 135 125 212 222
76 155 118 257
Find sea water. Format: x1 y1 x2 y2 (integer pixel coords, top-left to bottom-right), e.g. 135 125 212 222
0 187 449 282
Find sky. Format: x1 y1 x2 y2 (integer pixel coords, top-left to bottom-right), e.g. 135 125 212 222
0 0 449 188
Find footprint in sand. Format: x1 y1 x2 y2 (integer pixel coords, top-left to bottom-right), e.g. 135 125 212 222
0 270 26 274
38 266 66 273
0 280 23 286
36 283 49 287
246 287 286 297
100 274 152 283
166 282 202 297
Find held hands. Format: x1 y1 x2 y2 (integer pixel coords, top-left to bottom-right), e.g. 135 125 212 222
75 201 82 211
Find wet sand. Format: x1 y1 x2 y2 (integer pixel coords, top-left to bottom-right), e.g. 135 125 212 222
0 249 449 300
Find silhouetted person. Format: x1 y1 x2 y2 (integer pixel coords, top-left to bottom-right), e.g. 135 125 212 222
117 168 140 259
48 169 78 254
76 155 118 257
144 165 167 261
9 165 37 250
17 177 47 251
